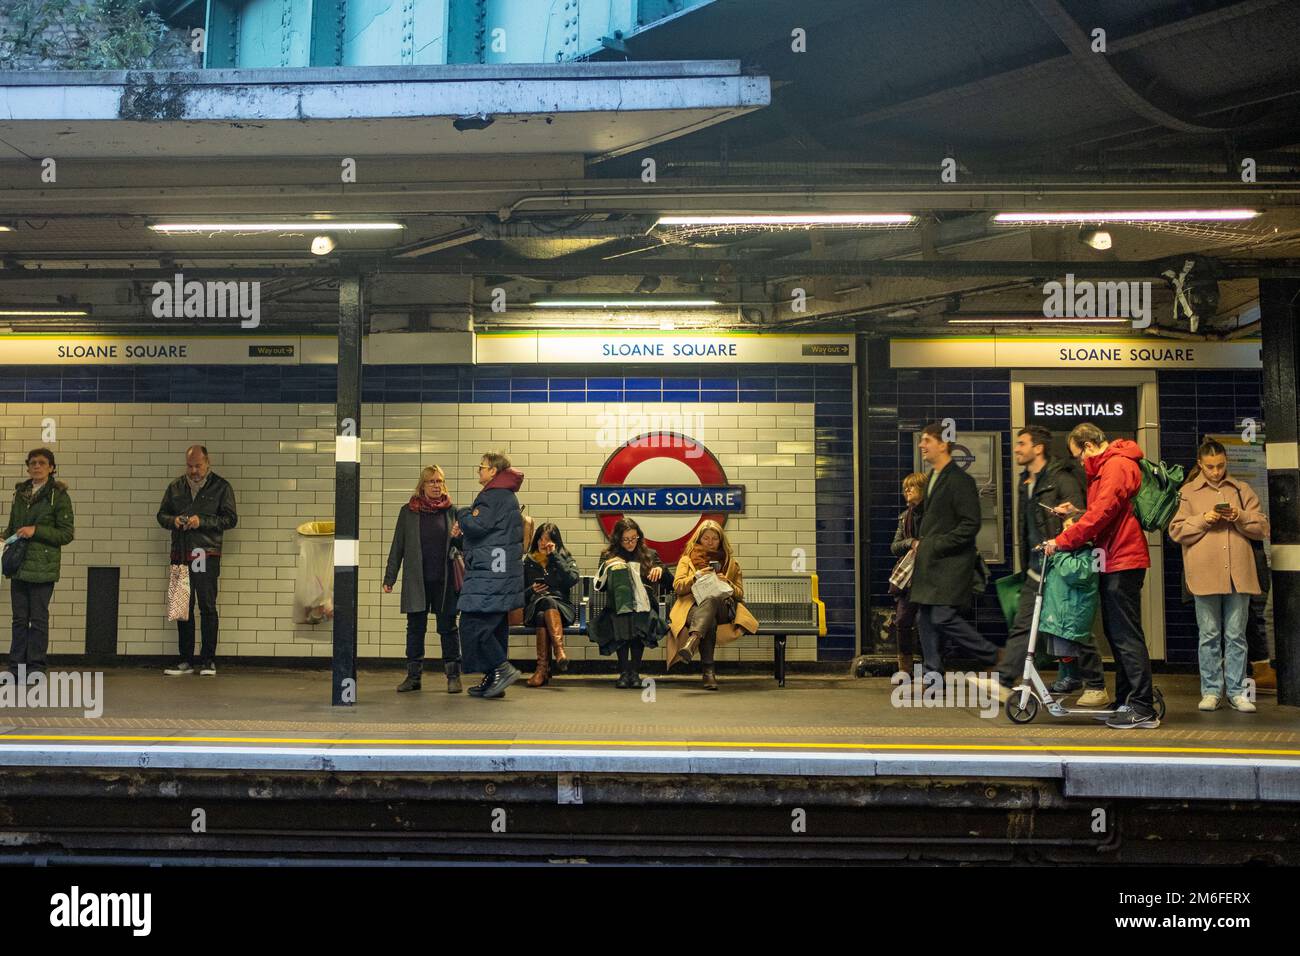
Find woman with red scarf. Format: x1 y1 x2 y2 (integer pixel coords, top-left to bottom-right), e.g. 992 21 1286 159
383 465 464 693
666 520 759 690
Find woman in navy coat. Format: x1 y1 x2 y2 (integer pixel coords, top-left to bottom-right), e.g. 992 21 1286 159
455 451 525 699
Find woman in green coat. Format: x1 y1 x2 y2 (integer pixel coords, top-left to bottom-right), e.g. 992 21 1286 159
4 448 75 678
590 518 669 688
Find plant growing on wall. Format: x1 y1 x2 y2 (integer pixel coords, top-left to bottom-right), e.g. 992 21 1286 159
0 0 190 70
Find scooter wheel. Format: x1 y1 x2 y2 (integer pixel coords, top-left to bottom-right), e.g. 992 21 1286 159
1153 687 1166 721
1006 691 1039 724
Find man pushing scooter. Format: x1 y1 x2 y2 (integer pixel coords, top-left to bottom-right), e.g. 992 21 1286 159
1042 423 1160 730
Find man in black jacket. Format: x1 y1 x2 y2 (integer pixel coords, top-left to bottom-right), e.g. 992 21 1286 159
910 423 998 680
997 427 1106 703
157 445 238 676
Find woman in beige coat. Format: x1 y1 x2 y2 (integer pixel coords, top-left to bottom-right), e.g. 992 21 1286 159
1168 437 1269 713
666 520 758 690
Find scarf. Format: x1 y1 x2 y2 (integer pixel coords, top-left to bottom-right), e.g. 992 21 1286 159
688 544 724 570
185 473 207 498
408 492 452 513
528 550 550 568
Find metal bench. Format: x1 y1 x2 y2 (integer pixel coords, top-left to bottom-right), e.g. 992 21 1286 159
505 572 826 687
507 579 587 635
740 574 828 687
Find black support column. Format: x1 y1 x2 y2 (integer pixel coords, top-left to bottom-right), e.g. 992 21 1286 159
332 275 363 706
1260 278 1300 708
855 334 873 656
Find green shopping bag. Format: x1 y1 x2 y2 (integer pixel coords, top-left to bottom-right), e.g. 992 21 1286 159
993 571 1024 629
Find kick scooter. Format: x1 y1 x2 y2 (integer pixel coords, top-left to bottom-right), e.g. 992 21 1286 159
1005 546 1165 724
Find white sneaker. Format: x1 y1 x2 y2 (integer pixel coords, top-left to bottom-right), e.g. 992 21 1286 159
164 662 195 676
1198 694 1220 711
1228 695 1256 713
199 661 217 676
1075 689 1110 708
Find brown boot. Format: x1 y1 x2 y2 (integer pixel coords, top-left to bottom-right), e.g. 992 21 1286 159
526 629 550 687
897 653 913 677
1253 660 1277 694
702 666 719 691
671 631 701 668
545 608 569 673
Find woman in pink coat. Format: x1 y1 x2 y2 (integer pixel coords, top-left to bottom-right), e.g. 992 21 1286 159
1169 437 1269 714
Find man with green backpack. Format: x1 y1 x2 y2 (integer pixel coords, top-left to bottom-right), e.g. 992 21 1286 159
1043 423 1161 729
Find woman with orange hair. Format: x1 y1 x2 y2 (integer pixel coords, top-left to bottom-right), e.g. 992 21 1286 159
665 520 758 690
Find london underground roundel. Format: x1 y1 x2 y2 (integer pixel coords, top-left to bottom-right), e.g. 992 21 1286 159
580 433 745 565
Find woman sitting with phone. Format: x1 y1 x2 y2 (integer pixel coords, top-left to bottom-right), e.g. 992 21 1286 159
522 522 581 687
666 520 758 691
1169 436 1269 714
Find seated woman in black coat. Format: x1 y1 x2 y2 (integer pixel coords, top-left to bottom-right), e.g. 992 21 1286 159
523 522 581 687
591 518 669 688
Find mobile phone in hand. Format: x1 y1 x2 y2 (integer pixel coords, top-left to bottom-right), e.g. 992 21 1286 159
1214 503 1232 513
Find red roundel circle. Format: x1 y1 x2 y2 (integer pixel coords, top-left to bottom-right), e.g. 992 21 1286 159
593 432 730 566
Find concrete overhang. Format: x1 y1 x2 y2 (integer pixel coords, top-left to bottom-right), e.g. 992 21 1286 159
0 61 769 161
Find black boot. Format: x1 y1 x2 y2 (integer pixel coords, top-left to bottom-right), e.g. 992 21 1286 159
397 662 422 692
628 643 645 689
615 645 631 688
444 661 463 694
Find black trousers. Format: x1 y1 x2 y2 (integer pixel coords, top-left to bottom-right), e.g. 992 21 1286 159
9 579 55 671
998 575 1104 688
1099 569 1154 715
916 603 998 676
405 579 461 664
176 555 220 665
459 611 509 675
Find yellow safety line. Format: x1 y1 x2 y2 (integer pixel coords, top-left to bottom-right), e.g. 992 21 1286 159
3 733 1300 757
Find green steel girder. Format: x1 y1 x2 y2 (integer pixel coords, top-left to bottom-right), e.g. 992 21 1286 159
202 0 712 68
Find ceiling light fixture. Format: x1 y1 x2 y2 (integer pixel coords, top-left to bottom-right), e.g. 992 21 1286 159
655 214 915 227
149 221 404 233
993 210 1258 224
0 307 92 317
946 316 1129 325
1078 227 1113 250
531 297 723 308
310 235 336 256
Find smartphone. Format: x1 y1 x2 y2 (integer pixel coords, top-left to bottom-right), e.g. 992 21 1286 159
1214 502 1232 513
708 561 721 572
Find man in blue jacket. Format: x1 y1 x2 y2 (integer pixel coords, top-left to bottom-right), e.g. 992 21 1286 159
456 451 525 699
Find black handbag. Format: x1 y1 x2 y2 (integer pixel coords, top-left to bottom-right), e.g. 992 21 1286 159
2 494 50 580
1 538 28 579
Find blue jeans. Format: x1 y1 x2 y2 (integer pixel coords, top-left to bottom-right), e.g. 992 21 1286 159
1194 592 1250 698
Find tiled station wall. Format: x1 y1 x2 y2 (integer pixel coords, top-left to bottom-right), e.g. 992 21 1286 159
0 363 856 663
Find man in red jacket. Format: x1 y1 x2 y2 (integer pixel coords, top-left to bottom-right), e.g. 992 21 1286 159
1042 423 1158 729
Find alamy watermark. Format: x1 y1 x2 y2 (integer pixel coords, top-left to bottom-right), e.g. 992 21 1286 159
595 408 706 457
1043 273 1151 329
151 272 260 328
890 666 1000 718
1 667 103 718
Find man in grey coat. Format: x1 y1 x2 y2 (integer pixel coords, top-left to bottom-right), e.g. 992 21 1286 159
909 423 998 681
456 451 526 699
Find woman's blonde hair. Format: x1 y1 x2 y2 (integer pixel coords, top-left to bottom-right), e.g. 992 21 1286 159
414 464 446 495
684 519 734 566
902 472 927 496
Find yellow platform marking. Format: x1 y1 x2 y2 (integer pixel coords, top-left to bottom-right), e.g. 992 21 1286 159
3 733 1300 757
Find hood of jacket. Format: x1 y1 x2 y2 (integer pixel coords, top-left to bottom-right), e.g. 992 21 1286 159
1084 438 1143 479
482 467 524 493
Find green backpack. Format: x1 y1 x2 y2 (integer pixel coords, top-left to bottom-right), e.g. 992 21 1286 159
1132 458 1186 532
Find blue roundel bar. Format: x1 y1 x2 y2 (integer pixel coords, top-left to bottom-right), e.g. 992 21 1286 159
580 485 746 513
